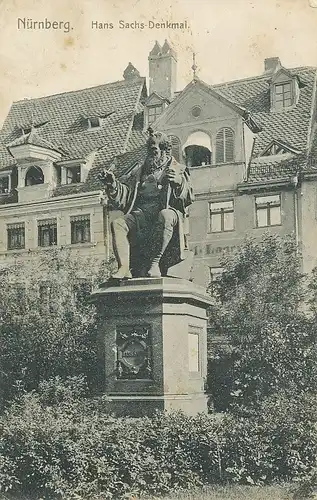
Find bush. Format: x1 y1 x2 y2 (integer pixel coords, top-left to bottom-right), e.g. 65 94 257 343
0 249 113 409
0 383 316 499
207 234 317 412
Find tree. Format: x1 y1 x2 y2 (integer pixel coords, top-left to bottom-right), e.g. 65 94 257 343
208 233 317 412
0 248 113 409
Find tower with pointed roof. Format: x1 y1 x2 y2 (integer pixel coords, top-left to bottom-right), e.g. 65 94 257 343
148 40 177 101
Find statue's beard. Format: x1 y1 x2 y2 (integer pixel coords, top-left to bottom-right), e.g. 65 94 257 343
143 153 169 174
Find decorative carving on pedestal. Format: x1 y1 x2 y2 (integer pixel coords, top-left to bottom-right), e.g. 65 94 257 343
116 325 153 380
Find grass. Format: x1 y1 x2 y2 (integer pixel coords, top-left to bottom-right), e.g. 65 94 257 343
148 484 293 500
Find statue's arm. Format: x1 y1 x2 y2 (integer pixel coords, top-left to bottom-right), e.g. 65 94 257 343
168 165 194 207
99 169 131 211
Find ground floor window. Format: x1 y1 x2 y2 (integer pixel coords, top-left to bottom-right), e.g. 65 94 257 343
38 219 57 247
7 223 25 250
70 215 91 244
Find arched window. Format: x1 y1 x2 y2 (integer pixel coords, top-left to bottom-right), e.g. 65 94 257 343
183 131 212 167
168 135 181 162
215 128 235 164
25 166 44 186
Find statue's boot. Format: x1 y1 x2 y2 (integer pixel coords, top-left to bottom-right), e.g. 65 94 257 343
110 218 132 279
147 210 175 278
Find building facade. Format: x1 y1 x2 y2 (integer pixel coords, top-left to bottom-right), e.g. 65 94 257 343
0 41 317 287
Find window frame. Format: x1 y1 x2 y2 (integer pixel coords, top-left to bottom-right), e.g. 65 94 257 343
209 199 235 233
70 215 91 244
87 117 101 129
255 193 282 228
37 219 58 247
148 104 163 125
274 82 293 110
66 165 81 185
7 223 25 250
0 173 10 194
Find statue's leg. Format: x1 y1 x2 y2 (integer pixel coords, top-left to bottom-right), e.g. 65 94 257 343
110 215 136 279
147 209 178 278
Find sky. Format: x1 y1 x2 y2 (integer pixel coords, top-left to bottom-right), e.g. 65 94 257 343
0 0 317 126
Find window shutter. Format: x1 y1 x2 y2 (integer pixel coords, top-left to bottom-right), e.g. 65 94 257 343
216 128 234 163
225 128 234 162
168 135 181 162
216 130 225 163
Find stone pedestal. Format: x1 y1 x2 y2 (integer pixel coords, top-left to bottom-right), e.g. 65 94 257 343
91 277 212 417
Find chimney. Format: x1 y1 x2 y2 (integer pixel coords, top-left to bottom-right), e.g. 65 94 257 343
148 39 177 100
264 57 281 74
123 62 140 80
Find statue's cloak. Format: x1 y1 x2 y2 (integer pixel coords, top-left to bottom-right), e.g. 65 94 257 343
108 157 194 276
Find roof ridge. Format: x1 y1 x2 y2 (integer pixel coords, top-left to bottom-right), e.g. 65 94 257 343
212 65 316 89
12 77 146 105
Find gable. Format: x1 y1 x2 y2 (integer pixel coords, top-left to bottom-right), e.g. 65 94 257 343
260 139 300 157
145 93 167 106
271 68 293 84
154 81 239 129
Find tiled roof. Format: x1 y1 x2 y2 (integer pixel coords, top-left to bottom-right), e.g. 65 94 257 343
0 77 146 173
7 128 64 153
247 155 302 183
214 67 317 182
1 61 317 198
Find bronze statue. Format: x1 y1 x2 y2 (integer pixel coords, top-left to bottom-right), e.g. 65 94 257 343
100 129 194 279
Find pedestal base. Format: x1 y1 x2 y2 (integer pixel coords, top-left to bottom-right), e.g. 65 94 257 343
91 277 212 417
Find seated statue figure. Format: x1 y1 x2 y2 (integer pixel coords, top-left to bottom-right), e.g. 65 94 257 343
100 129 194 279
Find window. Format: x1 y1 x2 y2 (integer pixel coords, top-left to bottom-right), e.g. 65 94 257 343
255 194 281 227
70 215 91 244
25 166 44 186
7 222 25 250
66 166 81 184
87 117 101 129
210 200 234 232
148 105 162 125
275 83 292 109
185 145 211 167
0 175 9 194
216 128 235 164
38 219 57 247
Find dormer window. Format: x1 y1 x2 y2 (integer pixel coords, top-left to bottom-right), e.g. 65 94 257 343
66 165 81 184
20 126 32 136
275 83 292 110
0 172 11 194
270 67 302 111
148 105 163 125
25 166 44 186
87 117 101 129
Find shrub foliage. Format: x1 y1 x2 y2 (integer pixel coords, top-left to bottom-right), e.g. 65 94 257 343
0 381 316 499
